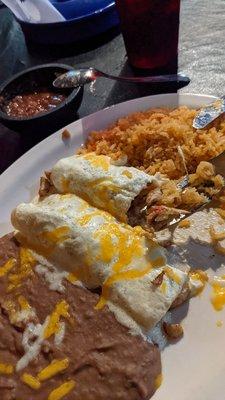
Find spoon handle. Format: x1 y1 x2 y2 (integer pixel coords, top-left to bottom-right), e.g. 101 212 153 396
53 68 190 89
99 71 190 84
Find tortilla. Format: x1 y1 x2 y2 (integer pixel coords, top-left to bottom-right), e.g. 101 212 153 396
12 193 188 333
50 153 158 222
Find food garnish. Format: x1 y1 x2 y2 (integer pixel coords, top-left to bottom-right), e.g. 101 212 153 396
163 322 184 339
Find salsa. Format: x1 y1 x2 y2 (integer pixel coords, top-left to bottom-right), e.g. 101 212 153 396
4 89 66 118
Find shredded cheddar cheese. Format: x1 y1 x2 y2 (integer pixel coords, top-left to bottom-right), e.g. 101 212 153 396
38 359 69 381
0 363 14 375
21 373 41 390
165 267 181 284
211 287 225 310
209 226 225 256
122 170 133 179
97 235 115 264
160 280 167 294
95 261 155 310
155 373 163 389
93 182 121 218
42 227 70 244
189 270 208 296
7 248 36 292
209 226 225 241
4 295 35 326
3 296 35 326
77 211 104 226
2 300 16 322
178 219 191 228
93 220 166 309
190 270 208 283
71 189 93 205
210 275 225 311
66 272 79 284
95 222 145 271
20 247 36 266
77 207 114 227
82 153 110 171
189 269 209 297
44 300 70 339
18 295 31 311
0 258 16 278
48 380 75 400
87 177 110 188
73 172 122 219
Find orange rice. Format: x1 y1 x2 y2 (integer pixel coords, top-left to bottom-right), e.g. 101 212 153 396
82 106 225 179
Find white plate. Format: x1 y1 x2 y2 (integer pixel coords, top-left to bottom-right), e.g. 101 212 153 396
0 93 224 400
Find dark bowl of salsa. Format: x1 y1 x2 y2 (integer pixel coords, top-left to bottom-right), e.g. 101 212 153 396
0 64 83 137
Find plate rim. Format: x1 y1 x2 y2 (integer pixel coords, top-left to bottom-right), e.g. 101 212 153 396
0 91 224 400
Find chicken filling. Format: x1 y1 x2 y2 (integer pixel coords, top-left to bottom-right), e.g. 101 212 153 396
128 161 224 232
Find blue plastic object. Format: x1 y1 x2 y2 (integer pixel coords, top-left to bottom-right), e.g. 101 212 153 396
17 0 119 45
51 0 115 21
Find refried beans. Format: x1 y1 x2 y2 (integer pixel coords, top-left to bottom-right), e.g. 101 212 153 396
0 233 161 400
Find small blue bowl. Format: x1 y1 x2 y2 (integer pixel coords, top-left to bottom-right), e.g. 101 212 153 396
17 0 119 45
51 0 114 20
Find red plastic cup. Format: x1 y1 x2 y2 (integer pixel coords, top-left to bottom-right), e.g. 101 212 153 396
115 0 180 70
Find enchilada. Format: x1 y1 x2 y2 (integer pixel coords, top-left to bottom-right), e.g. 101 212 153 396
12 193 188 333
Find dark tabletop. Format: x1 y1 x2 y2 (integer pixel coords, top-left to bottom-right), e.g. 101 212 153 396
0 0 225 173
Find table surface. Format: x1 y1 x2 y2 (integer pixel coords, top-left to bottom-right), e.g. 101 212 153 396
1 0 225 173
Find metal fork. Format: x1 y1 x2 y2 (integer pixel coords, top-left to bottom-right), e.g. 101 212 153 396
177 150 225 191
169 151 225 228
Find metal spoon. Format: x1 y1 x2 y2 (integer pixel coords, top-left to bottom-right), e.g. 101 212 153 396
193 95 225 129
53 68 190 89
